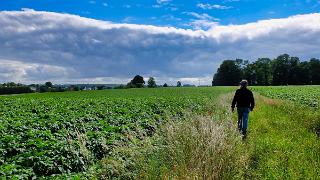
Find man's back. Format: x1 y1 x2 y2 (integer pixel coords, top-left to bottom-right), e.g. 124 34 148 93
232 88 255 109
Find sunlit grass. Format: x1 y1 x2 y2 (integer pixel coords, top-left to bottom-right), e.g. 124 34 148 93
245 95 320 179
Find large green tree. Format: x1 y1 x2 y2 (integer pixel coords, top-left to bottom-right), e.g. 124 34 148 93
287 56 301 85
242 63 257 85
45 82 53 88
309 58 320 84
272 54 291 85
296 61 310 85
177 81 182 87
212 60 242 86
130 75 145 88
254 58 272 85
147 77 157 88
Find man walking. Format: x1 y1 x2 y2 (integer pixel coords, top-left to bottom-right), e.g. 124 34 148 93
231 80 255 138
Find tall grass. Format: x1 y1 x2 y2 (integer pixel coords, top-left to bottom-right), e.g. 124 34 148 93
138 115 247 179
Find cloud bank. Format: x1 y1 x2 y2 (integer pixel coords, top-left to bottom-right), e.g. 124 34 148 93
0 10 320 84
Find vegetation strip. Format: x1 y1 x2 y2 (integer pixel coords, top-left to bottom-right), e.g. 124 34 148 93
244 94 320 178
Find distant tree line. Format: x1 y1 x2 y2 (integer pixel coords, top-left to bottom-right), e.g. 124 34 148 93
0 81 111 95
0 82 33 95
34 82 108 92
0 82 75 95
212 54 320 86
37 82 66 92
114 75 188 89
0 76 191 95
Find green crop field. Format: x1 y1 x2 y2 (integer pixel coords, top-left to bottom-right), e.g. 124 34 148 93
0 87 231 178
0 86 319 179
252 86 320 109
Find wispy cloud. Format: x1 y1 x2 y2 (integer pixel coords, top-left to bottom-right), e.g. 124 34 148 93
89 0 96 4
21 8 35 12
162 14 182 21
197 3 232 10
122 16 135 22
152 4 162 8
188 20 219 30
157 0 171 4
102 3 108 7
184 12 220 29
184 12 220 21
224 0 240 2
81 11 91 15
169 7 178 11
153 0 174 9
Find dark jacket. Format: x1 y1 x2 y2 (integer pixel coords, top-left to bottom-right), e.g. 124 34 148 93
232 87 255 110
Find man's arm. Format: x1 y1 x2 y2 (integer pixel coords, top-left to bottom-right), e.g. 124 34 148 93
250 91 255 111
231 90 238 111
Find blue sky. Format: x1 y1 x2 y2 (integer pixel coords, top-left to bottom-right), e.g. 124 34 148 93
1 0 319 29
0 1 319 85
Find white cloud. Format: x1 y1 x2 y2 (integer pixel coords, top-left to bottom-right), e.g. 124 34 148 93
157 0 171 4
152 4 162 8
102 3 108 7
122 16 135 22
0 10 320 84
224 0 240 2
0 59 70 83
188 20 219 30
169 7 178 11
21 8 35 12
184 12 220 21
162 14 182 21
184 12 220 30
197 3 232 10
153 0 173 8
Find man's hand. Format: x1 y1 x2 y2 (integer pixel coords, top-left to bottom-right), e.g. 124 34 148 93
231 107 235 112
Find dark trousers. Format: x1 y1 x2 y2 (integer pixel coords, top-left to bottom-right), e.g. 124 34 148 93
237 107 250 135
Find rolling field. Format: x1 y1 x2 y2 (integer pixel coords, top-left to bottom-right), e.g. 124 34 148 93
0 87 231 178
0 86 319 179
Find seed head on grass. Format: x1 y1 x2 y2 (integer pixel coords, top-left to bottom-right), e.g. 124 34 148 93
141 115 248 179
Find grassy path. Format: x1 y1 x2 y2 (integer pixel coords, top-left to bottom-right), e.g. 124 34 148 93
243 94 320 179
